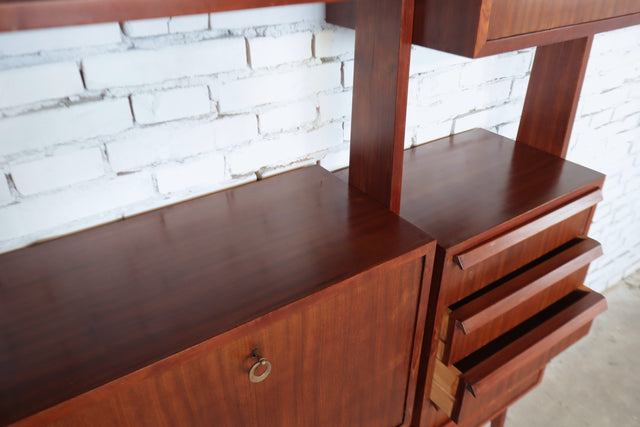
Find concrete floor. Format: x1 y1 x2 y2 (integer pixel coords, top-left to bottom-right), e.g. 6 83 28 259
503 270 640 426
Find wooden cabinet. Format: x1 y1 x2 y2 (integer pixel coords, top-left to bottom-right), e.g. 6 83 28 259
328 0 640 57
335 128 608 426
397 130 606 427
0 166 436 426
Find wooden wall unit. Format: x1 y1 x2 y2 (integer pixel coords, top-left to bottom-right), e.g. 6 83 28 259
1 0 636 426
0 166 436 426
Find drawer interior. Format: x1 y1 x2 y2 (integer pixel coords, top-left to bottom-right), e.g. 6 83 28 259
431 287 606 423
442 237 602 364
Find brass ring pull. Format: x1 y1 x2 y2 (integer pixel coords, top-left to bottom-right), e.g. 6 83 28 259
249 357 271 383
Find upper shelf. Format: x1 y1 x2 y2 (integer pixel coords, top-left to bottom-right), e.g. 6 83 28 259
0 0 342 32
327 0 640 57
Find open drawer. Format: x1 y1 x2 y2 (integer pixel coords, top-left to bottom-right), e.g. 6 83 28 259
441 237 603 364
431 287 606 424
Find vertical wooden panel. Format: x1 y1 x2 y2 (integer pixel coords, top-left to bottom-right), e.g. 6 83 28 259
349 0 415 213
517 36 593 158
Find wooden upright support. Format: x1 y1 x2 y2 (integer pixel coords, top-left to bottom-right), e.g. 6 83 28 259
349 0 415 213
517 36 594 158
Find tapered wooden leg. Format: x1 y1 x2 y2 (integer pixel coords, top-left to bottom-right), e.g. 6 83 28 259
490 409 508 427
348 0 414 213
517 36 593 158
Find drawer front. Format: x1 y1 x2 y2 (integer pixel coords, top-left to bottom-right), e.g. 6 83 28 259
443 237 602 364
41 259 425 427
445 189 602 303
431 287 606 424
488 0 640 40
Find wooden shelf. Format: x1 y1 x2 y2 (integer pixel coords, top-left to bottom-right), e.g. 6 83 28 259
0 165 435 425
327 1 640 57
0 0 344 32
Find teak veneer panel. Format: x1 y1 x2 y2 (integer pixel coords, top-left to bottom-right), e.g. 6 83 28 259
0 165 435 425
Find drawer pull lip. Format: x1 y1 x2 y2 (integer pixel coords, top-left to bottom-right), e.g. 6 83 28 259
452 237 602 336
461 289 606 398
454 188 603 270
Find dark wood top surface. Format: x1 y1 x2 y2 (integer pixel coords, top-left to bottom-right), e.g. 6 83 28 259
0 165 433 425
0 0 342 32
336 129 604 250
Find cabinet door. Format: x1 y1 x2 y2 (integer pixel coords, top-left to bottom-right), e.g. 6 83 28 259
47 258 425 427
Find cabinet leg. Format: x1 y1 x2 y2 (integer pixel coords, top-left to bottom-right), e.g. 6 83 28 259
490 410 508 427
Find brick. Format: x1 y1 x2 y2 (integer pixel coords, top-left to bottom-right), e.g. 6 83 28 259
343 60 354 88
210 4 324 29
155 154 226 194
169 14 209 33
0 173 152 241
0 62 84 110
343 121 351 141
11 149 105 195
227 124 342 175
214 114 259 148
460 51 532 89
0 176 12 206
414 121 453 146
260 100 316 134
314 28 355 59
320 143 350 172
0 23 121 56
122 18 169 37
83 38 247 89
454 103 524 134
318 91 352 122
590 109 614 128
415 69 461 98
496 121 520 140
215 62 340 112
249 32 312 68
131 86 211 124
409 45 469 75
107 123 215 172
0 99 132 156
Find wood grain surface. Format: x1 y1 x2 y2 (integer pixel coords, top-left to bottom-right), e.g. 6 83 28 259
488 0 640 39
347 129 605 251
0 165 434 425
348 0 414 213
37 258 426 427
0 0 342 31
517 37 593 158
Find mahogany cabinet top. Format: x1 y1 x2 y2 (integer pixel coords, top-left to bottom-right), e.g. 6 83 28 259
398 129 604 250
335 129 604 250
0 0 343 32
0 165 434 425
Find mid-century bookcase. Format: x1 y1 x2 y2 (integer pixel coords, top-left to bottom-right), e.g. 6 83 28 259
1 1 638 426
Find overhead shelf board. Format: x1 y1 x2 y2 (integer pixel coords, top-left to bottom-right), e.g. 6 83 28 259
0 0 342 32
327 0 640 57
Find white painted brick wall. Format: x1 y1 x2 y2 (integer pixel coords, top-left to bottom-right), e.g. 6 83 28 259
214 62 340 112
131 86 211 124
169 14 209 34
0 99 132 155
0 6 637 289
249 32 312 68
10 148 105 195
0 23 121 55
83 38 247 89
155 154 226 194
0 62 83 109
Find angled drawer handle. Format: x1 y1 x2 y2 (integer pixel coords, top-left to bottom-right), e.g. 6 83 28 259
249 348 272 383
454 189 603 270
